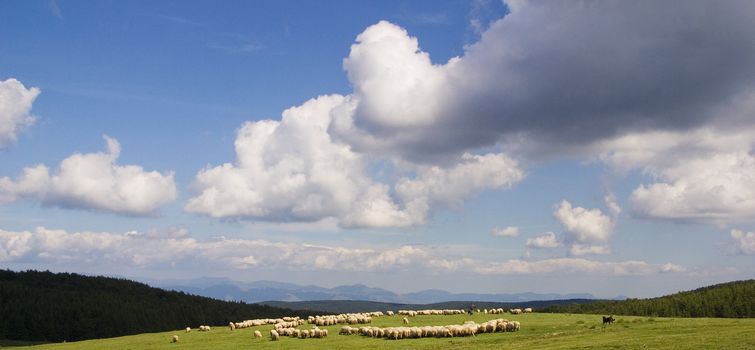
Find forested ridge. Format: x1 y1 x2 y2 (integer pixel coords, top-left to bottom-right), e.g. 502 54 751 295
542 279 755 318
0 269 313 342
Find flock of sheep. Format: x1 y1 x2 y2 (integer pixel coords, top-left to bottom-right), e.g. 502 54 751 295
171 307 531 343
484 307 532 314
339 318 519 340
398 309 467 316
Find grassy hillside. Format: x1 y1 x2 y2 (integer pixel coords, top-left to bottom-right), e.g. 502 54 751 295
542 279 755 318
260 299 596 314
7 313 754 349
0 270 315 343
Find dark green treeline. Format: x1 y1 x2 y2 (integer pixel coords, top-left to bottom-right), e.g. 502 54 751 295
0 269 313 342
542 279 755 318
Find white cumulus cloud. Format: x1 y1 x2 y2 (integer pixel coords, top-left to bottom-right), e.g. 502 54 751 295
554 200 614 256
595 127 755 225
0 78 39 149
186 94 523 228
0 136 176 215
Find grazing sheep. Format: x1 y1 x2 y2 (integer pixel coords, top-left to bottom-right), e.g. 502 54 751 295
386 311 394 316
403 317 409 324
185 327 191 333
524 307 533 313
229 322 235 330
270 329 280 341
345 318 518 340
171 335 179 343
254 330 262 339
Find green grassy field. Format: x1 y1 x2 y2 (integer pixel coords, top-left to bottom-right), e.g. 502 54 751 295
5 313 754 350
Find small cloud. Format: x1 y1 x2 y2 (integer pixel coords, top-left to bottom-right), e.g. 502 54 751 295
491 226 519 237
604 192 622 217
555 200 614 255
568 244 610 256
526 232 562 249
730 229 755 255
659 263 686 273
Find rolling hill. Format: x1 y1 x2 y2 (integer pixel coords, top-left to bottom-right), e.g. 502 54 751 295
258 299 597 314
0 270 316 343
541 279 755 318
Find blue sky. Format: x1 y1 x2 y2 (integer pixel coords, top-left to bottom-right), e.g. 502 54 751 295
1 0 754 298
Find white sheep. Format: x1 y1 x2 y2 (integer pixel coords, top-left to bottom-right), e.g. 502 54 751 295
524 307 533 313
403 317 409 324
171 335 178 343
270 329 280 341
254 330 262 339
185 327 191 333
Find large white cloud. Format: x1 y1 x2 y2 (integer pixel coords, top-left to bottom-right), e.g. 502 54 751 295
186 95 523 228
188 2 755 228
0 136 176 215
331 2 755 161
554 200 613 256
0 226 685 276
595 127 755 225
0 78 39 149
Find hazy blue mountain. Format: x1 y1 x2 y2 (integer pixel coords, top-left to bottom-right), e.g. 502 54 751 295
152 277 598 304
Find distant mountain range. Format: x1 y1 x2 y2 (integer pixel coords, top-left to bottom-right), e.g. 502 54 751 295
150 277 603 304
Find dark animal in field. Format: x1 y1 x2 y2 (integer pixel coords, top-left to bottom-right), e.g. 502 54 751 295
602 316 615 325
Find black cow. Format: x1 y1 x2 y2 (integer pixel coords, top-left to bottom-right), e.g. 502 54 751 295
602 315 615 325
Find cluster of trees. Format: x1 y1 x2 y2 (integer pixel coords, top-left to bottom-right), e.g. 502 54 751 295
541 280 755 318
0 270 313 342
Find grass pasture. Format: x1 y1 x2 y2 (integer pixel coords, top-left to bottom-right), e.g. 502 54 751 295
6 313 754 350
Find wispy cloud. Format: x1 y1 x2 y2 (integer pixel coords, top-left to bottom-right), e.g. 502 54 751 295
0 226 687 277
413 12 449 25
207 42 264 54
155 14 204 27
48 0 62 19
